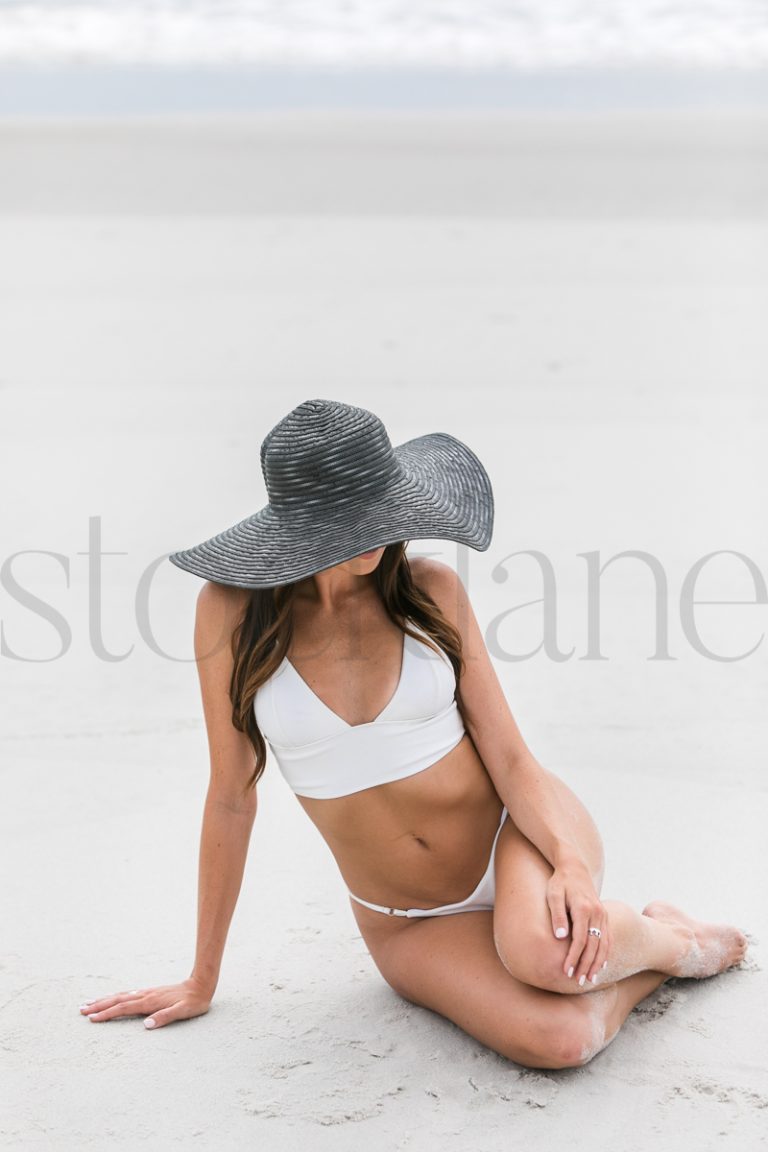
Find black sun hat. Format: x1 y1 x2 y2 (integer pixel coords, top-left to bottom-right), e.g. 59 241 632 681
167 398 494 589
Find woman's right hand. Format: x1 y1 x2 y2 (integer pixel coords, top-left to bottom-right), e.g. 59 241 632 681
78 976 214 1029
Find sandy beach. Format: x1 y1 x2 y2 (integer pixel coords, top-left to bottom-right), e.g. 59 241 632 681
1 111 766 1150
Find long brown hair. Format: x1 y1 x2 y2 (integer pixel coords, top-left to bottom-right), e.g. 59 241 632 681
228 541 464 798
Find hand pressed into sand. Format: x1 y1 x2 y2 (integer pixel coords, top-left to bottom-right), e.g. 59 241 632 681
78 976 214 1029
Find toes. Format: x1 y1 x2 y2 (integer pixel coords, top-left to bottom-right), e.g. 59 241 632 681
727 930 749 968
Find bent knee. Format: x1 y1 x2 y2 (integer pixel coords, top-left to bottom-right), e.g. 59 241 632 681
494 925 580 994
530 1037 593 1070
522 1011 601 1070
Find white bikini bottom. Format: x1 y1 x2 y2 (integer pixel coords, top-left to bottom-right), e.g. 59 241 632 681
347 806 509 919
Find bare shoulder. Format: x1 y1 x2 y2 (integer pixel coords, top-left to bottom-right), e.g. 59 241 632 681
409 556 476 651
409 555 462 603
196 579 252 625
194 580 252 695
194 581 257 807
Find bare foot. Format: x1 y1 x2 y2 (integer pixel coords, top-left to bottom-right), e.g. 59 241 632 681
642 900 749 979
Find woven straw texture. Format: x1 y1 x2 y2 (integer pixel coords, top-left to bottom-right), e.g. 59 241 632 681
168 398 494 588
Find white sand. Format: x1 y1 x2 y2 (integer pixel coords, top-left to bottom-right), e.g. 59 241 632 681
0 112 766 1150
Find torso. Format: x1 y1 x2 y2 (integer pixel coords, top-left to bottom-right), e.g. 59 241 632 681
240 560 503 946
298 746 503 947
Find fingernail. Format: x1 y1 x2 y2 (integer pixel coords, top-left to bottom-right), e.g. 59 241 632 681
567 966 574 978
555 927 568 939
578 974 586 987
78 1004 90 1011
591 974 599 985
144 1018 156 1029
603 960 608 969
87 1013 99 1019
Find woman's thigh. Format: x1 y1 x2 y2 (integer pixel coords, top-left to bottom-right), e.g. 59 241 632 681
492 769 606 992
369 908 599 1070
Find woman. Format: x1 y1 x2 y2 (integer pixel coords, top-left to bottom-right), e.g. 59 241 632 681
78 398 748 1069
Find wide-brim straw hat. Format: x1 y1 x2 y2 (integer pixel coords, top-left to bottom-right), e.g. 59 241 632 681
168 398 494 589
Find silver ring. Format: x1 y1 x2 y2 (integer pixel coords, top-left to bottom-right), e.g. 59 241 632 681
587 927 602 939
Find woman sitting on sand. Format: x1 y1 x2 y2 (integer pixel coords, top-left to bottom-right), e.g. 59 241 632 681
79 398 748 1069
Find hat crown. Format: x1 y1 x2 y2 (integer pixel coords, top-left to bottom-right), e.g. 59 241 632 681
260 399 402 513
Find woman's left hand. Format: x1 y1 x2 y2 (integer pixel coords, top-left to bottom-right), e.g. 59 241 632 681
545 856 610 985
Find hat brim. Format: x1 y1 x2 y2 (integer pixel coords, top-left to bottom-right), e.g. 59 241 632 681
167 431 494 589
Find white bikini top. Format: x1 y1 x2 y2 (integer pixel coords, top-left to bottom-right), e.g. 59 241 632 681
253 620 466 799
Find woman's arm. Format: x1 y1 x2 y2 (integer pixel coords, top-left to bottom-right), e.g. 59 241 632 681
411 557 606 963
189 581 258 997
189 794 256 996
410 559 577 853
483 750 586 873
78 581 258 1030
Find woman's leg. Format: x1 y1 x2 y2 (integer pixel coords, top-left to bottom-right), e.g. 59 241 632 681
368 907 669 1069
492 772 748 994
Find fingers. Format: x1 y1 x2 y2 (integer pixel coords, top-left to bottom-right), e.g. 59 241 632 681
79 990 143 1013
587 920 610 984
575 912 610 986
563 900 591 978
546 881 570 942
574 932 600 986
142 1005 182 1029
563 903 611 985
80 990 148 1021
78 986 193 1029
550 864 610 986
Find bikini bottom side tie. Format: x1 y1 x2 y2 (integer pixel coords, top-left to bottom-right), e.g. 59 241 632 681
348 806 509 919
